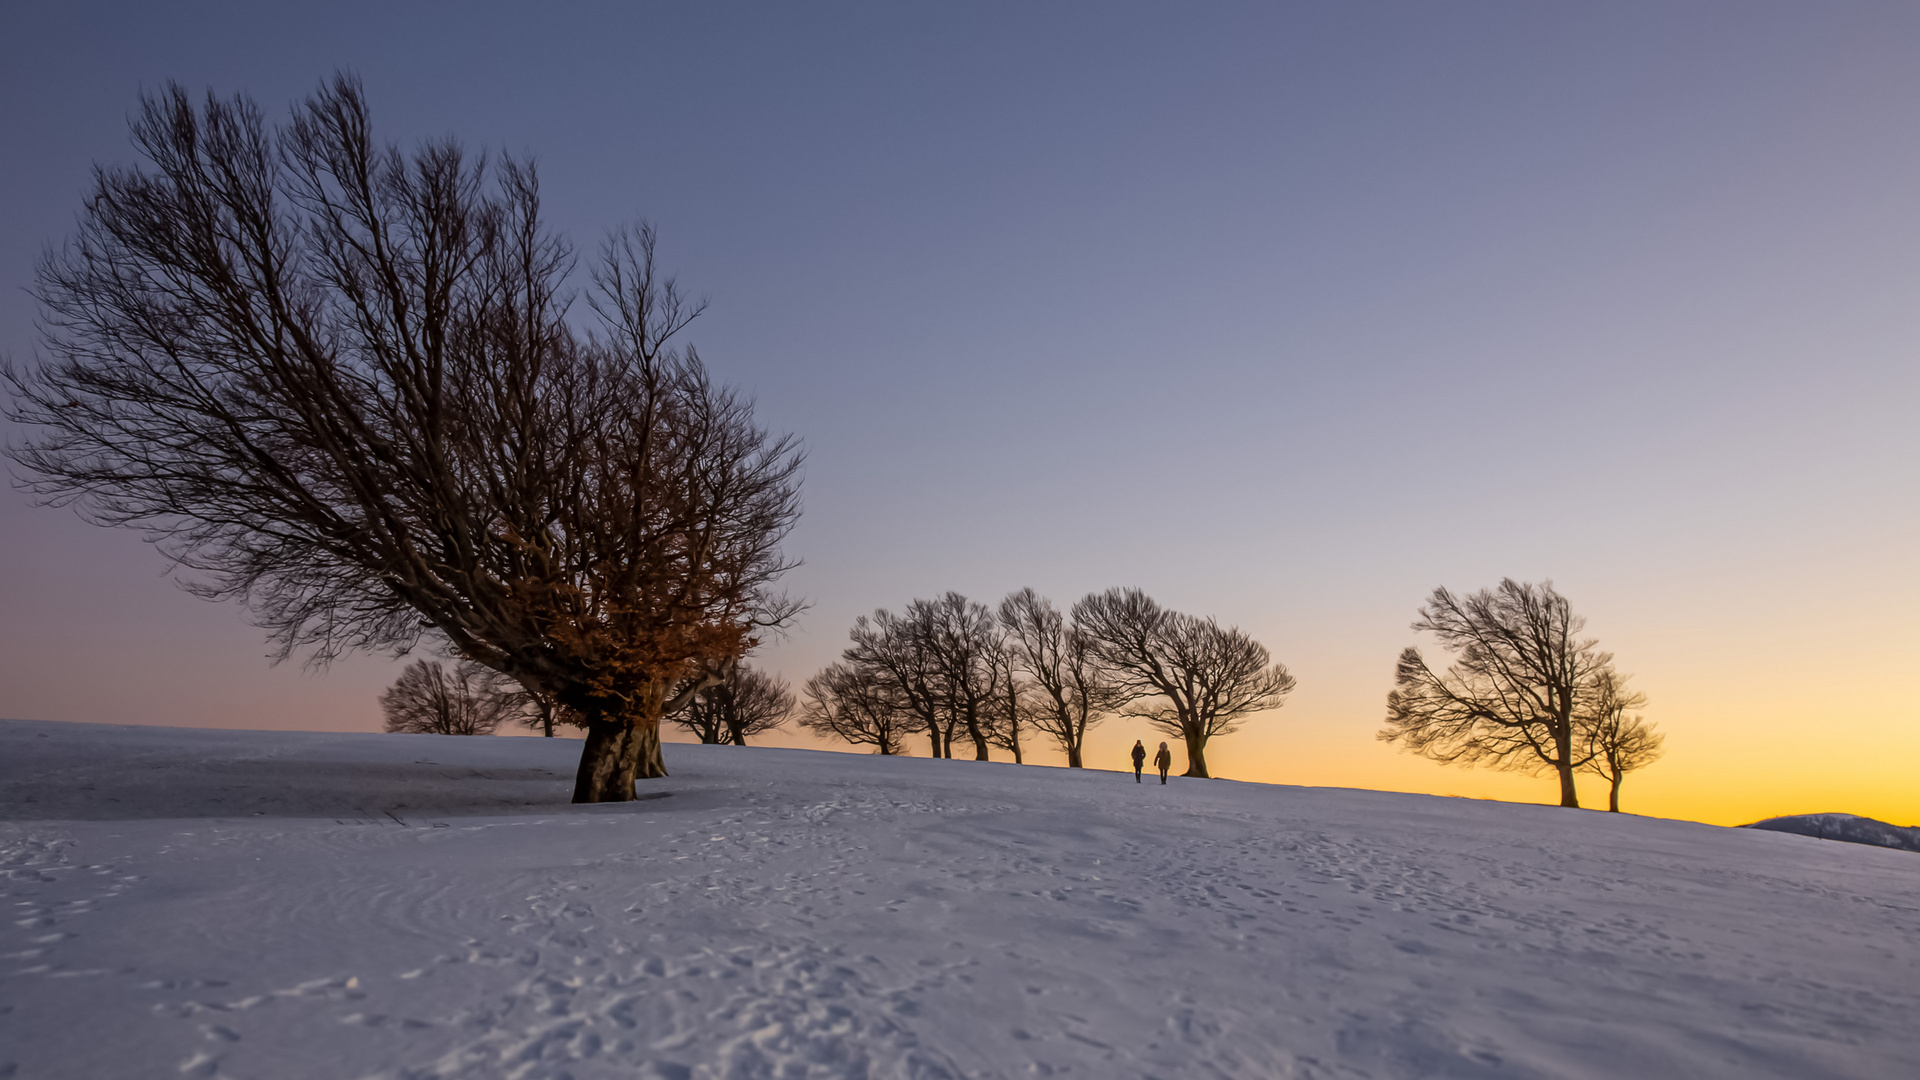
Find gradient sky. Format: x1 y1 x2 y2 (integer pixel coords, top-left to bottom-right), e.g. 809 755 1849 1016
3 2 1916 827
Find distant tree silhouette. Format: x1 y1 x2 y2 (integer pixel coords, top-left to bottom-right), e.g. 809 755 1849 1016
1072 588 1295 778
998 588 1113 767
921 593 1006 760
843 594 1009 759
511 685 568 738
1581 669 1663 812
985 634 1034 764
1380 579 1624 808
2 77 803 802
381 659 518 735
800 661 911 755
669 663 794 745
844 608 947 756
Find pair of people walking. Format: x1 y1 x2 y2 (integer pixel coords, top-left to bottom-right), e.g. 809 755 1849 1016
1131 739 1172 784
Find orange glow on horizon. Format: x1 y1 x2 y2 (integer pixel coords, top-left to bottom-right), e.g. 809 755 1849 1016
738 669 1920 830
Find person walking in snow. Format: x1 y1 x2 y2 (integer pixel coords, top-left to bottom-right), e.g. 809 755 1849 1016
1131 739 1147 782
1153 742 1173 784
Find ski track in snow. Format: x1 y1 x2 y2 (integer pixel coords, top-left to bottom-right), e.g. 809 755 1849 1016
1 719 1917 1079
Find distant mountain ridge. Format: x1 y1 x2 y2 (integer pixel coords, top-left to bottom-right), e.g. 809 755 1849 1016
1741 813 1920 854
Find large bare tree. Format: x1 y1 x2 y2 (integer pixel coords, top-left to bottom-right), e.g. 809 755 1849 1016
1380 579 1617 808
998 587 1111 767
1072 588 1295 778
668 663 794 746
3 77 801 802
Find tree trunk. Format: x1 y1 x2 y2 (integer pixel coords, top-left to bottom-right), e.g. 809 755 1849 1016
1555 762 1580 808
1182 731 1210 778
571 687 668 803
1608 774 1622 813
573 716 642 802
636 717 666 779
960 705 989 760
1065 744 1082 768
926 723 942 758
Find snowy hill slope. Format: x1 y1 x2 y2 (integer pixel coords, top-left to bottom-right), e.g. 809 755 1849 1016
1742 813 1920 854
2 718 1917 1080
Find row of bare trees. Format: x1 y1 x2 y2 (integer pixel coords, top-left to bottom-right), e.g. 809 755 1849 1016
1380 579 1664 811
800 588 1296 778
379 576 1662 810
380 656 794 744
796 577 1664 810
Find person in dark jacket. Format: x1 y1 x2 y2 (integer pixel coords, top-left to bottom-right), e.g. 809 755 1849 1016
1153 742 1173 784
1130 740 1146 782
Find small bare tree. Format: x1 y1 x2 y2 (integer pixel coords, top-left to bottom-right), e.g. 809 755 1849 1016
800 661 910 755
669 663 794 745
1072 588 1295 778
3 78 802 802
998 588 1111 767
921 593 1005 761
985 635 1033 764
381 659 519 735
1581 669 1662 813
510 685 568 738
1380 579 1616 808
844 609 947 756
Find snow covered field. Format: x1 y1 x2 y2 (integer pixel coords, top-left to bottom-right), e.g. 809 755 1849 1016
2 718 1916 1080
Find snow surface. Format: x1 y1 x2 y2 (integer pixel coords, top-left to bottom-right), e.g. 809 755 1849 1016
1743 814 1920 854
2 718 1917 1080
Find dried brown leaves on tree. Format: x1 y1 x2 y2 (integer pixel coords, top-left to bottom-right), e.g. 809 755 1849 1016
4 76 801 802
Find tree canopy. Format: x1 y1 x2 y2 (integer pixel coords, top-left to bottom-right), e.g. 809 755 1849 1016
1380 579 1645 809
1072 588 1295 778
